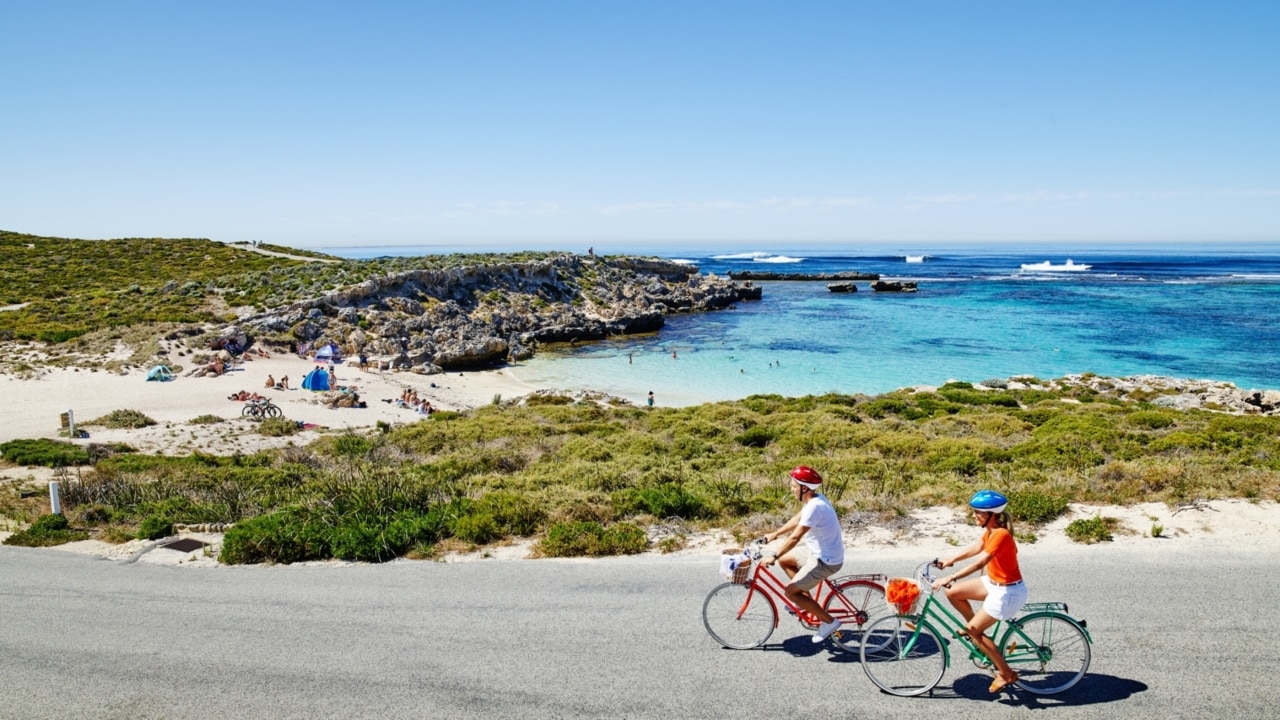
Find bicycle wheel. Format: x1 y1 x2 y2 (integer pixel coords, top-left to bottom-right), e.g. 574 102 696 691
860 616 948 697
1002 613 1091 695
266 405 282 418
825 579 891 653
702 582 777 650
241 405 259 418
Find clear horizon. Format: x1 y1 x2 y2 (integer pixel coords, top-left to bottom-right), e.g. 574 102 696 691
2 2 1277 246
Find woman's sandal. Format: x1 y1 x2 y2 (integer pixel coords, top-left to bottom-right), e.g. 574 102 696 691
989 672 1019 693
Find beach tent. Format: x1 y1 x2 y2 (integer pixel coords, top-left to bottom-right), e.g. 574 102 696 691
145 365 174 382
301 367 331 392
314 343 343 364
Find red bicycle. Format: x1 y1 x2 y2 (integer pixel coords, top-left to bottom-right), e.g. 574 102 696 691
702 540 891 652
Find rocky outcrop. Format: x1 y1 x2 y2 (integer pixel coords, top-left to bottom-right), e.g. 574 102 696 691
236 255 751 370
983 374 1280 417
871 280 918 293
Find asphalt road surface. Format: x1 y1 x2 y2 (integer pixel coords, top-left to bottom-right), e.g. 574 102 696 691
2 542 1277 719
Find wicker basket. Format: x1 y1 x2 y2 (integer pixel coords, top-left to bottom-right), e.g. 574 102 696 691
720 548 753 584
886 577 923 615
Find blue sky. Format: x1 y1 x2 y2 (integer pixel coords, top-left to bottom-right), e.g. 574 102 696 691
2 1 1277 250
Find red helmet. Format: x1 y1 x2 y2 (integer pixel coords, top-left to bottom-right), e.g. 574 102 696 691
790 466 823 487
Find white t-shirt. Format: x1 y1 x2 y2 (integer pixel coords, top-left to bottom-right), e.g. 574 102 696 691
799 494 844 566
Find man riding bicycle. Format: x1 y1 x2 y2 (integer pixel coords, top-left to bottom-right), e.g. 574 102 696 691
760 466 846 643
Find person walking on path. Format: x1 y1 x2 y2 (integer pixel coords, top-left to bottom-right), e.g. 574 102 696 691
760 466 846 643
931 490 1027 693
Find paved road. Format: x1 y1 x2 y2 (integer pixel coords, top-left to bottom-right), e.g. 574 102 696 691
2 543 1277 719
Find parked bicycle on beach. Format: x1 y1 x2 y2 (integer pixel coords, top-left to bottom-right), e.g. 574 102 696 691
702 539 890 652
859 560 1092 696
241 397 282 419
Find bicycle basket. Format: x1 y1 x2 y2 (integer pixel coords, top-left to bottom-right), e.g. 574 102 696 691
719 548 753 584
886 577 922 615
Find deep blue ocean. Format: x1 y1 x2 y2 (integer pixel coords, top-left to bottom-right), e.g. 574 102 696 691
322 243 1280 406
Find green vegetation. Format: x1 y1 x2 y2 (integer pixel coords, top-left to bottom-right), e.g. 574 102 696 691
1065 516 1120 544
137 515 174 540
540 521 648 557
0 229 566 344
2 513 89 547
0 438 90 467
87 409 157 429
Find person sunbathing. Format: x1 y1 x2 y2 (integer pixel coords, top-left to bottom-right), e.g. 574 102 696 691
265 375 275 389
279 375 290 390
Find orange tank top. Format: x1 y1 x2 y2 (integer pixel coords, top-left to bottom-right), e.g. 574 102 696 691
983 527 1021 584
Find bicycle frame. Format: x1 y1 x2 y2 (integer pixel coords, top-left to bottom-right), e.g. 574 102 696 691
901 582 1092 672
738 561 874 628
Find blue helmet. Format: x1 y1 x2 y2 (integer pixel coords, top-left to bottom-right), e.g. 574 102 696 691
969 490 1008 514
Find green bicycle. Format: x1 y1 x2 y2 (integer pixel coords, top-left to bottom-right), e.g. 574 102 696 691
860 560 1093 697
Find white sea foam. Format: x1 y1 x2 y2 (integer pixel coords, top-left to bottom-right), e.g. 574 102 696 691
753 255 804 264
669 258 697 265
1019 259 1091 272
710 251 774 260
904 255 926 263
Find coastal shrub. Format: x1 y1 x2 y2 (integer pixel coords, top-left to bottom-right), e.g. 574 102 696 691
188 414 224 425
90 409 157 429
540 520 648 557
137 515 174 540
735 425 778 448
257 417 300 436
1065 516 1118 544
1006 490 1070 524
332 433 373 458
3 513 89 547
1126 410 1177 430
220 509 332 564
860 395 909 419
615 483 711 520
0 438 90 467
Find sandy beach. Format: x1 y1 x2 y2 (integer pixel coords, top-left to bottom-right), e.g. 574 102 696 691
0 348 546 456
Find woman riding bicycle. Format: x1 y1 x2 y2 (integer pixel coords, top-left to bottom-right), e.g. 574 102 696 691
760 466 846 644
932 490 1027 693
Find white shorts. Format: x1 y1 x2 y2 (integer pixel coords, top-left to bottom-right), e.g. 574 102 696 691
981 577 1028 620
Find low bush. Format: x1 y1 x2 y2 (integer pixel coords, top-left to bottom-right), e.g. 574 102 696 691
188 414 224 425
257 417 300 436
540 520 648 557
615 483 712 520
1007 490 1070 524
2 513 89 547
735 426 778 448
1065 516 1118 544
0 438 90 467
137 515 174 540
91 409 157 429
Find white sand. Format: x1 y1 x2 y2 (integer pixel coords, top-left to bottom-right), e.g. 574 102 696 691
0 353 543 455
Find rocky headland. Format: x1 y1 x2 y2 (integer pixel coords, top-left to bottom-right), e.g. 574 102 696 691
236 254 759 373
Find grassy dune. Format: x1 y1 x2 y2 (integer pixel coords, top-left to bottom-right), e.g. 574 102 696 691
5 382 1277 562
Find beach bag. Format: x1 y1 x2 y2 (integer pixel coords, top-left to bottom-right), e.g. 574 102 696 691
886 577 922 615
719 548 753 584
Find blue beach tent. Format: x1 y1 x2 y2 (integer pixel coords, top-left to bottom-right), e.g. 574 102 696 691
145 365 174 381
301 367 331 392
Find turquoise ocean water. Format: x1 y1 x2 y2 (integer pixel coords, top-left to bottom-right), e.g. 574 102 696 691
323 244 1280 407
